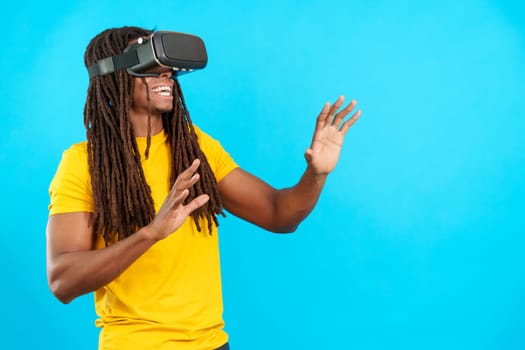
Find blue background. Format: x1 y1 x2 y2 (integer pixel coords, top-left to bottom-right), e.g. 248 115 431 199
1 0 524 349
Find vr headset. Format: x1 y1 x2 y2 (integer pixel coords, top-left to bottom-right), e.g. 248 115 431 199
87 31 208 79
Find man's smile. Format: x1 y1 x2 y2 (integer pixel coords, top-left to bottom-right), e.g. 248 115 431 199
151 85 173 97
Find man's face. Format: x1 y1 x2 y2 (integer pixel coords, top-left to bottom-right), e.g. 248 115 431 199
131 68 175 114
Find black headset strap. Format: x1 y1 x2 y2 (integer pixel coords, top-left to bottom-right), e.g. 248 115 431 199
87 50 140 79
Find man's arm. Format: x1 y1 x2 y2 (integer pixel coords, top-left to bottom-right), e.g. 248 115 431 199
46 160 209 304
217 167 327 232
218 96 361 233
47 212 157 303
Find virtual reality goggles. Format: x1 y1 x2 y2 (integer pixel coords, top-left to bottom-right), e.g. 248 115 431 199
87 31 208 79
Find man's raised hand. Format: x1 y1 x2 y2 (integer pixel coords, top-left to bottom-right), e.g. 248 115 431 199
144 159 209 241
305 96 361 175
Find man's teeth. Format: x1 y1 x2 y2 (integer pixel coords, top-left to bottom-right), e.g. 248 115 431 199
152 86 172 96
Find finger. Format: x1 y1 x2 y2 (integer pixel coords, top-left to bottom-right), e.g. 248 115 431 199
168 159 199 194
183 194 210 213
168 172 201 203
324 96 345 126
180 172 201 191
315 102 331 129
170 188 190 209
332 99 357 128
340 109 362 135
327 96 345 120
171 159 201 191
179 159 201 181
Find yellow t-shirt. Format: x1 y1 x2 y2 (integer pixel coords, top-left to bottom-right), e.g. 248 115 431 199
48 126 238 350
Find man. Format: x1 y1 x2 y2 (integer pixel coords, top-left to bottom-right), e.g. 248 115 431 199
46 26 361 350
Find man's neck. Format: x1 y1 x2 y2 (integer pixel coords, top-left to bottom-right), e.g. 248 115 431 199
129 110 164 137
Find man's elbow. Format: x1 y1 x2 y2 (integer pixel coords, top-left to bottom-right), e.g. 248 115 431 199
48 277 74 304
268 223 300 234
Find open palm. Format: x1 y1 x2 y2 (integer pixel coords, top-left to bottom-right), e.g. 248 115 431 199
305 96 361 175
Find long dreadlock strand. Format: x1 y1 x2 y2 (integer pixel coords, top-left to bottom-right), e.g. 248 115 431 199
163 81 225 233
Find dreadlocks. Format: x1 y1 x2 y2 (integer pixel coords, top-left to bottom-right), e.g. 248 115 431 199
83 26 223 245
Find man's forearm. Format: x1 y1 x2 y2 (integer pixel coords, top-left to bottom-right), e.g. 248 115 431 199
48 227 157 304
271 167 328 232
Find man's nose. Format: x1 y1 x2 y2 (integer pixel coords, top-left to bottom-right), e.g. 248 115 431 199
158 71 173 79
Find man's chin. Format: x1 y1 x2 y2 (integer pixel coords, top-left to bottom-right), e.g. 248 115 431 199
155 106 174 114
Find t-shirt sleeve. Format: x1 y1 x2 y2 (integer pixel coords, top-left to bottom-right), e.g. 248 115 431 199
48 143 94 215
194 126 239 182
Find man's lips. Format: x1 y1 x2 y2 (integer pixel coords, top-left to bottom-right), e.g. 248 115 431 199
151 85 173 97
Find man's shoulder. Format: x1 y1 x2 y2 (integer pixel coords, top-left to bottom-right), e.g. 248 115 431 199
63 141 88 157
58 141 89 170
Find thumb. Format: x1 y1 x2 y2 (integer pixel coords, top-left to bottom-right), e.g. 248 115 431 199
304 148 313 163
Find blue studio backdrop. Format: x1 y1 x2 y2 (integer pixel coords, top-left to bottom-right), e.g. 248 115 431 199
1 0 524 349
